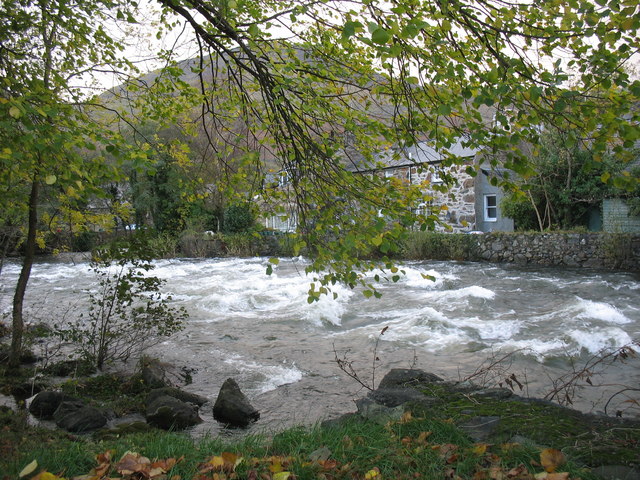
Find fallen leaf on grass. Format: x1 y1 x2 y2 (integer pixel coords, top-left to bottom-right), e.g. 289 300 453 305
29 473 66 480
432 444 459 464
273 472 291 480
365 467 380 479
472 443 490 456
400 411 413 423
534 473 570 480
19 460 38 478
417 431 432 444
200 452 243 473
116 452 151 476
539 449 565 473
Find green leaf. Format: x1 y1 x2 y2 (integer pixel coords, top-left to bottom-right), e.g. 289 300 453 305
371 28 391 45
248 24 260 37
342 20 362 39
437 104 452 115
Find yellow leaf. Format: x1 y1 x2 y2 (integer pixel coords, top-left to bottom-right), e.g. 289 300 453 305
417 431 432 444
32 473 65 480
400 411 413 423
19 460 38 477
273 472 291 480
472 443 489 455
209 456 225 469
365 467 380 479
547 473 569 480
540 448 565 473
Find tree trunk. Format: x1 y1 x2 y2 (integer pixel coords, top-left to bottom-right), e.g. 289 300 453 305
9 176 39 368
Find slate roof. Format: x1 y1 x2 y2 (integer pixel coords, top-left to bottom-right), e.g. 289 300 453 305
348 138 480 173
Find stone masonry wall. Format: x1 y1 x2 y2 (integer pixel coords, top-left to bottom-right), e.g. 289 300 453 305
387 163 476 233
475 232 640 271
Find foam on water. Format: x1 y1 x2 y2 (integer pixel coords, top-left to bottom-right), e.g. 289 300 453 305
575 297 631 324
424 285 496 301
499 338 570 361
567 327 634 354
454 316 523 340
223 355 304 394
302 284 354 326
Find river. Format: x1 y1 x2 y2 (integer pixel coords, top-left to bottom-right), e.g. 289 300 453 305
1 256 639 436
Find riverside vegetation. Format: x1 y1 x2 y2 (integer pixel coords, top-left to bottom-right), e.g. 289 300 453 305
1 361 639 480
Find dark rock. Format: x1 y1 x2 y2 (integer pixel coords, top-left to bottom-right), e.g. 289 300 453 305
355 397 404 424
321 412 359 429
368 388 438 408
28 391 79 419
146 394 203 430
591 465 640 480
213 378 260 428
377 369 443 389
140 357 171 389
10 381 48 401
469 388 514 400
458 416 501 442
95 420 152 440
147 387 208 407
54 401 107 433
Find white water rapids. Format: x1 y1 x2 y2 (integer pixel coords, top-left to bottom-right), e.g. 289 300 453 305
1 255 639 436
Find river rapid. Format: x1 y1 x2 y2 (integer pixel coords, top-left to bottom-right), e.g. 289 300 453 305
1 256 639 436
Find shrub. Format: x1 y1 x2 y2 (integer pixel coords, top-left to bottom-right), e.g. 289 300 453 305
55 243 187 370
223 203 256 233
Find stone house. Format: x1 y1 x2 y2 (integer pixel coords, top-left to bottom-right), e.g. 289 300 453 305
358 140 514 233
261 139 516 233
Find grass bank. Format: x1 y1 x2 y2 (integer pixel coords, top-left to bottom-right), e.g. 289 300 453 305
2 369 639 479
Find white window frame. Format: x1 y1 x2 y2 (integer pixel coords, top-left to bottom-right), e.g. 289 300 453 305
431 166 444 184
484 194 498 222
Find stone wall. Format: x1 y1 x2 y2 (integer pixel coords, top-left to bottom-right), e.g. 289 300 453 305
475 232 640 271
387 163 476 233
603 198 640 233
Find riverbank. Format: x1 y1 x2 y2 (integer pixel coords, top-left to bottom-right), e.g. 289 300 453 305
1 367 639 479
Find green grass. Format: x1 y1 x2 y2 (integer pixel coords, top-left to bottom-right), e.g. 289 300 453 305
1 406 601 480
2 370 635 479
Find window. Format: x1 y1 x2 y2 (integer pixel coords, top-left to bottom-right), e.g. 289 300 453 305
431 167 444 184
484 194 498 222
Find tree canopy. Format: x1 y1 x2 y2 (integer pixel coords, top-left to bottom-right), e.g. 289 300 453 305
153 0 640 295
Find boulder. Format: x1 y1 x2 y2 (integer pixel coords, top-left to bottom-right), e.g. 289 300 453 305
54 400 108 433
147 387 208 407
213 378 259 428
377 369 443 389
140 357 171 389
11 381 48 402
146 394 203 430
95 420 152 440
355 397 404 424
28 391 79 419
368 387 437 408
